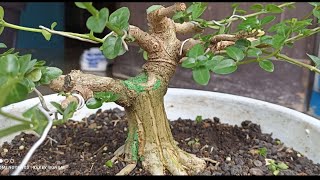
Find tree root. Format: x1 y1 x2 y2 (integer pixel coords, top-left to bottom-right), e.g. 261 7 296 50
141 143 207 175
116 163 137 176
109 143 207 175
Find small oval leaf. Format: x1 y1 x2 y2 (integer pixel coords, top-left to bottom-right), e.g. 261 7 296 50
260 15 276 25
212 59 237 74
182 57 196 68
259 60 274 72
86 98 102 109
51 22 57 30
0 54 19 76
86 8 109 33
146 5 163 14
41 29 52 41
0 42 6 48
247 48 262 57
266 4 283 13
0 6 4 19
26 68 42 82
192 66 210 86
250 4 263 11
109 7 130 30
74 2 92 9
226 46 245 61
187 44 205 58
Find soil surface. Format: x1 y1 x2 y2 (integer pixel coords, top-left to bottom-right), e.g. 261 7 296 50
0 108 319 176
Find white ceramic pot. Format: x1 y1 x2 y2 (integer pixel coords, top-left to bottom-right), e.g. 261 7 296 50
1 88 320 164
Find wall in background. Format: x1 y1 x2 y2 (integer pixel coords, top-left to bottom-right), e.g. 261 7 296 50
16 2 64 49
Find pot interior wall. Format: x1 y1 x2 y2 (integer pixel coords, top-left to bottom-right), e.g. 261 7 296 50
1 88 320 164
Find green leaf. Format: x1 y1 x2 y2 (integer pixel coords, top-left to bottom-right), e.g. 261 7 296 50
63 101 77 122
266 4 283 13
0 6 4 19
146 5 163 14
0 54 19 76
0 48 14 57
41 29 52 41
273 170 280 176
51 22 57 30
235 39 251 47
18 54 33 74
34 60 46 67
0 76 7 86
277 162 288 170
105 160 113 168
182 57 196 68
257 147 267 157
187 44 205 58
86 98 102 109
74 2 92 9
191 2 207 19
102 36 124 59
94 91 120 102
4 82 29 106
259 35 273 46
50 101 64 115
109 7 130 30
247 48 262 57
313 9 320 22
26 68 42 82
236 9 247 15
86 8 109 33
39 67 62 85
0 124 31 139
237 16 260 31
205 55 224 68
143 51 148 60
26 106 49 135
231 3 239 9
212 59 237 74
259 60 274 72
172 11 185 23
20 78 35 93
195 115 202 123
260 15 276 26
272 34 286 49
192 66 210 86
250 4 263 11
292 19 312 32
0 26 4 36
307 53 320 68
0 43 7 48
226 46 244 61
309 2 320 7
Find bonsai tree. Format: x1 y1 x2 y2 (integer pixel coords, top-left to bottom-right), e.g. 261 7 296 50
1 2 320 175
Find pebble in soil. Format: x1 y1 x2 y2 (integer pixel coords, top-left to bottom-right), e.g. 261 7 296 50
0 108 319 175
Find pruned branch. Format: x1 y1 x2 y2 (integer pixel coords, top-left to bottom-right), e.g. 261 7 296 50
49 70 134 107
157 3 186 19
175 22 204 35
129 25 159 53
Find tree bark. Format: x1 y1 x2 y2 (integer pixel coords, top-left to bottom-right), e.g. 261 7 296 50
123 85 206 175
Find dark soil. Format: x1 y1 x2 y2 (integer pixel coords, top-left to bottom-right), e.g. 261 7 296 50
0 108 319 176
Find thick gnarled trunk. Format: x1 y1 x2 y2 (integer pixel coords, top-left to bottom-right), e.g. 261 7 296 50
123 88 206 175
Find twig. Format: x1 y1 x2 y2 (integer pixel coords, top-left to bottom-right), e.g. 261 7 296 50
121 30 129 51
39 25 99 44
33 88 50 112
102 31 115 41
116 163 137 176
11 107 53 176
71 93 85 110
179 38 191 56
